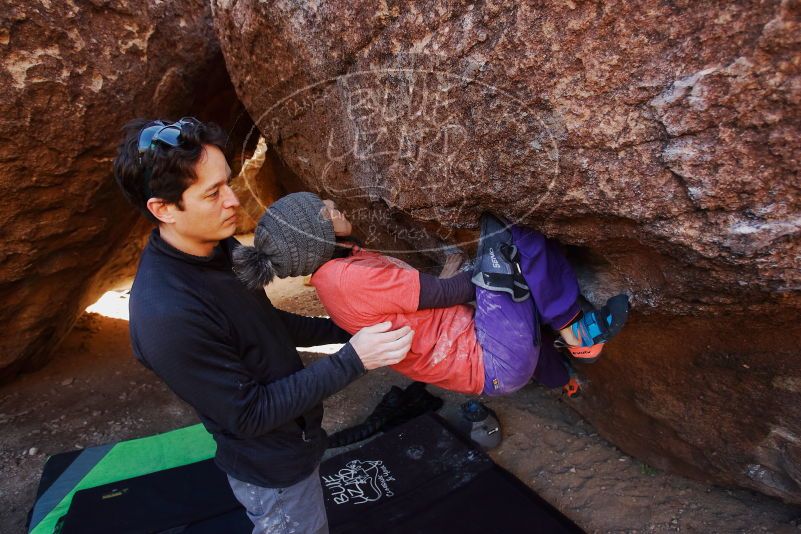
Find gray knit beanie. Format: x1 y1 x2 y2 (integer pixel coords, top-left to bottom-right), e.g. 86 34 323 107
232 192 336 289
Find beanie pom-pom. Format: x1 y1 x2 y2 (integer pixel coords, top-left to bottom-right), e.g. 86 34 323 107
232 244 276 290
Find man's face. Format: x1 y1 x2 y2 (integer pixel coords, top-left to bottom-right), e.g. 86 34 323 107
168 145 239 251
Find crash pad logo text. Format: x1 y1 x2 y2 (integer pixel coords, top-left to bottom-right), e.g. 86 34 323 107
322 459 396 505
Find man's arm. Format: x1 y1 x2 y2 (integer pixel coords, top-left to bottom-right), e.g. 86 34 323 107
135 313 365 439
134 309 412 440
274 309 350 346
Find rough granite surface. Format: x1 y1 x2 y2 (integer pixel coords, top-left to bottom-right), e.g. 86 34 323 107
0 0 252 380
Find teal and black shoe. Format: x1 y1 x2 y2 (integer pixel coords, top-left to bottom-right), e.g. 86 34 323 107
556 294 630 363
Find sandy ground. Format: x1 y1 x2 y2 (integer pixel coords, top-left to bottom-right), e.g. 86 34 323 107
2 276 800 533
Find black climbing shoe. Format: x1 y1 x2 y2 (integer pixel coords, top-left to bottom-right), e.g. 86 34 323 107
383 381 444 432
326 382 443 449
471 213 530 302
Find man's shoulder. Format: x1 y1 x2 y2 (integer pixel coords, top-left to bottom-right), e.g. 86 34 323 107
128 278 230 358
130 252 209 322
132 254 190 300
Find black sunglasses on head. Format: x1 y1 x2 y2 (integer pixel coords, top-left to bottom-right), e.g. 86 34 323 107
137 117 200 160
137 117 200 197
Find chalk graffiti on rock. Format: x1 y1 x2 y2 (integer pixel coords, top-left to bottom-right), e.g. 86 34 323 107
247 65 560 254
322 71 473 202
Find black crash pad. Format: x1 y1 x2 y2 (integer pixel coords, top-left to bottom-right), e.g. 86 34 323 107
34 413 583 533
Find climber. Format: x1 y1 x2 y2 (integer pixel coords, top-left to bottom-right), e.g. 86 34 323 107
233 192 630 397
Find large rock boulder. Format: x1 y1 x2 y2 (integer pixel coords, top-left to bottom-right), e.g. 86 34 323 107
212 0 801 502
0 0 253 380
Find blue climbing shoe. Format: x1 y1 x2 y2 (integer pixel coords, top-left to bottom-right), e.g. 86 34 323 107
471 213 530 302
557 294 630 363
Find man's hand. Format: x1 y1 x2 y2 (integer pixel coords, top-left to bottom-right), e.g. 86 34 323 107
350 322 414 370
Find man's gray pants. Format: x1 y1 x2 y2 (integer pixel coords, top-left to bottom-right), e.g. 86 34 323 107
227 467 329 534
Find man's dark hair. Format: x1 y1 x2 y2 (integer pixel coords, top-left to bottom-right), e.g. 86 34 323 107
113 118 229 223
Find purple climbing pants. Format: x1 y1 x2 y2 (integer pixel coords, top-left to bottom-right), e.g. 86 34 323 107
475 226 581 396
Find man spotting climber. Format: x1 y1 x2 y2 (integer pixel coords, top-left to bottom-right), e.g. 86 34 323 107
112 117 413 534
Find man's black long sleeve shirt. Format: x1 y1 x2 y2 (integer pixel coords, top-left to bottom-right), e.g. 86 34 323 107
129 230 364 487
